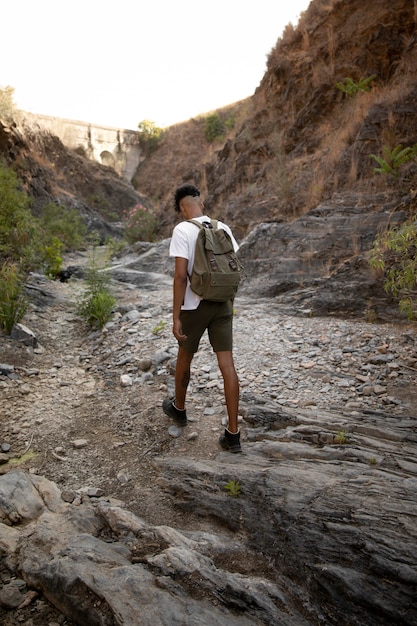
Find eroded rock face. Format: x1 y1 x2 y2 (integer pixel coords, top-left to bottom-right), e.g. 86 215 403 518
111 196 403 321
1 239 416 624
1 376 416 626
234 193 410 319
0 471 309 626
158 398 417 626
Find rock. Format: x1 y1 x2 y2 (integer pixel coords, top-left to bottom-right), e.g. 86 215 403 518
138 358 152 371
10 323 38 347
120 374 133 386
61 490 76 503
71 439 88 449
0 471 308 626
116 471 131 484
158 396 417 625
0 581 26 608
122 309 141 322
168 425 183 438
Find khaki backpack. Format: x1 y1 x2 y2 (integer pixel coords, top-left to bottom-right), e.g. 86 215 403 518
188 219 242 301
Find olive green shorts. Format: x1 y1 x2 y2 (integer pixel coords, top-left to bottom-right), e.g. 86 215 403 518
179 300 233 354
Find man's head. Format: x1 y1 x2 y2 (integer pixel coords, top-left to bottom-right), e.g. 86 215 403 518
174 184 201 213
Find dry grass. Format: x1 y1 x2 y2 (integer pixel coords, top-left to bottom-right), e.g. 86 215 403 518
126 0 417 238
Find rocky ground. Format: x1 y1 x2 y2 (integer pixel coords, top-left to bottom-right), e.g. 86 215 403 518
0 250 416 625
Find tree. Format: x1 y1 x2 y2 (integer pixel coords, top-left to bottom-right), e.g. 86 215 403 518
204 113 225 142
137 120 162 154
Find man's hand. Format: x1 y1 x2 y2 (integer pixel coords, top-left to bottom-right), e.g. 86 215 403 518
173 318 187 342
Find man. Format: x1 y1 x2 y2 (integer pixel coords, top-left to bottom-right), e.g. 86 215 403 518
162 183 242 453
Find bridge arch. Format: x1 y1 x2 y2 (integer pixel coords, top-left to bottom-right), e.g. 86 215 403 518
19 112 143 181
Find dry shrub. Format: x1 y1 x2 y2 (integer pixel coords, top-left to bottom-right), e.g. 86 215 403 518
280 23 297 46
311 58 334 88
306 167 326 210
381 110 398 149
300 27 310 51
349 153 359 184
326 25 336 77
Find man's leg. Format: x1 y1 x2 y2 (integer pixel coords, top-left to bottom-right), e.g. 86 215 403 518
175 346 194 410
216 350 239 433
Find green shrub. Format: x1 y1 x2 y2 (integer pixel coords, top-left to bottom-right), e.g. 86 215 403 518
40 202 87 251
336 75 376 96
137 120 162 154
370 214 417 320
42 236 63 278
123 203 157 243
86 193 119 221
0 161 41 271
224 113 236 131
77 248 116 329
0 263 28 334
204 113 225 142
370 144 417 179
78 289 115 329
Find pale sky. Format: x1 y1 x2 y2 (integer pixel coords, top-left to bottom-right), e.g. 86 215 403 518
2 0 310 130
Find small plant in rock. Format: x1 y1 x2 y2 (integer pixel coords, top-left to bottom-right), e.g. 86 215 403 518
334 431 349 445
370 213 417 320
370 144 417 179
369 457 377 465
123 203 158 244
0 262 28 334
77 248 116 329
336 75 376 96
152 320 166 335
224 479 241 497
365 306 377 323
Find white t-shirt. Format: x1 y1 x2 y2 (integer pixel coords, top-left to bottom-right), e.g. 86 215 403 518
169 215 239 310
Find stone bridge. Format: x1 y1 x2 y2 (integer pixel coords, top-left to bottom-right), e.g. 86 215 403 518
20 112 143 181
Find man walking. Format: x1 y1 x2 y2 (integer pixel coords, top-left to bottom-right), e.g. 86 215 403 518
163 183 242 453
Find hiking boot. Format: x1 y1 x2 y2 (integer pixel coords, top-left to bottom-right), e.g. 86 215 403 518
162 399 188 427
219 428 242 453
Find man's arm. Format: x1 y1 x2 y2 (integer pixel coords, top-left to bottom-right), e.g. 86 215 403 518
172 256 188 342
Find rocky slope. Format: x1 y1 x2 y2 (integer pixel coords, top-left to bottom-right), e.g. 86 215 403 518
134 0 417 241
1 0 416 322
1 4 417 621
0 120 145 242
0 251 416 625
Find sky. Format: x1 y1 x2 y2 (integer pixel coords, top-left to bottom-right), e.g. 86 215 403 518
2 0 311 130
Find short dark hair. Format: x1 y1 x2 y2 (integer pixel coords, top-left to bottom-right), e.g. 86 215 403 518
174 184 200 213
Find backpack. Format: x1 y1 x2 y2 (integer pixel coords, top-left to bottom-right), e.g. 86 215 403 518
188 219 242 301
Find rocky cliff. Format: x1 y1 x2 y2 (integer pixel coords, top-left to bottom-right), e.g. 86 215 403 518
136 0 417 239
131 0 417 318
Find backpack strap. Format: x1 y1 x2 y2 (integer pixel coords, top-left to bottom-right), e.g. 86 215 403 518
188 218 213 230
187 219 217 273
